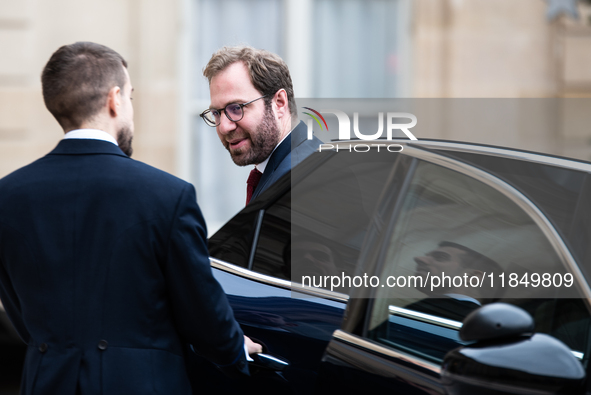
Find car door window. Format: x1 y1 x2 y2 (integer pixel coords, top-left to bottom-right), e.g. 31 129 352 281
367 160 589 364
252 151 411 293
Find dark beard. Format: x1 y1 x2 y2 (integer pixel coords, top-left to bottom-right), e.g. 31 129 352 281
229 104 280 166
117 126 133 157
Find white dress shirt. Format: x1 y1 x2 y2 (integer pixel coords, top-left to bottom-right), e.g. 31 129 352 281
63 129 118 146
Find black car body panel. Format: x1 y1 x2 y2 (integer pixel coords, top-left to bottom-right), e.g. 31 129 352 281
205 139 591 394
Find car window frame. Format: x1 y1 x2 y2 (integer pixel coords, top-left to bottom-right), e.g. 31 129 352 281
209 150 350 303
330 142 591 374
360 144 591 307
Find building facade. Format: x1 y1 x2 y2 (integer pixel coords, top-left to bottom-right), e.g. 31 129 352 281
1 0 590 231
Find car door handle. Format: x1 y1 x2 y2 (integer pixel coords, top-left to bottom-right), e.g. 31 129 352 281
250 353 290 371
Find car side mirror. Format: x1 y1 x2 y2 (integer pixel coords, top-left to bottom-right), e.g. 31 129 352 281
442 303 586 395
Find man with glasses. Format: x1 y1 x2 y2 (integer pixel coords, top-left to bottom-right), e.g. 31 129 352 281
202 46 322 204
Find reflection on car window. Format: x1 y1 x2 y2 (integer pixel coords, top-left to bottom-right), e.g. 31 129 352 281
367 160 590 363
440 150 586 255
404 241 504 321
252 151 411 294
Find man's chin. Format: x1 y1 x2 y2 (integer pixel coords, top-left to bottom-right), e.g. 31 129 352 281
229 151 252 166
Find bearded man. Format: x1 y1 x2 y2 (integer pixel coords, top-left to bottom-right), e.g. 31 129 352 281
201 46 322 205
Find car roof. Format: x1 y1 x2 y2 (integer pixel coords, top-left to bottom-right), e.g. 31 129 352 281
328 139 591 173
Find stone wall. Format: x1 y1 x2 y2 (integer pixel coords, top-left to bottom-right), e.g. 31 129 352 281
0 0 181 178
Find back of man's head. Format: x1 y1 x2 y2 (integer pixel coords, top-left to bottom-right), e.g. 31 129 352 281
41 42 128 131
203 45 297 119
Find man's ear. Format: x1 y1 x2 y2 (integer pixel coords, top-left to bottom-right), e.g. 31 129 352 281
272 89 289 119
107 86 122 118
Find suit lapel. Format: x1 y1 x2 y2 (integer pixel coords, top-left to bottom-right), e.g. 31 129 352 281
253 136 291 198
252 121 309 197
289 120 309 148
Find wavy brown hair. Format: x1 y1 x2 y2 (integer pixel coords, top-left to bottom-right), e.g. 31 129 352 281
203 45 297 119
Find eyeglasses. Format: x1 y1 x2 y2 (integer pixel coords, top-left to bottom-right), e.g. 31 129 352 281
200 95 268 127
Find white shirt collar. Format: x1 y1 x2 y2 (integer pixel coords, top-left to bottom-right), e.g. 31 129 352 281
255 130 291 174
63 129 118 146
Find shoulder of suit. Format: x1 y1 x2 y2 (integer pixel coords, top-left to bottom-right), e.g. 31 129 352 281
124 158 193 189
0 156 46 186
291 136 321 166
0 153 192 193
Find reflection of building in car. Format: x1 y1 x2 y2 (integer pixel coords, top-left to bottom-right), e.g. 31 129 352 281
408 241 504 322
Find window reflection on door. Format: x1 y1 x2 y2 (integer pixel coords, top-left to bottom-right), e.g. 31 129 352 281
252 151 406 294
368 160 589 363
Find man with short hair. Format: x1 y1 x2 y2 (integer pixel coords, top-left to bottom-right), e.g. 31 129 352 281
201 46 322 204
0 41 260 395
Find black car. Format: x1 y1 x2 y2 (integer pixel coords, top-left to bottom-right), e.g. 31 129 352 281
0 303 26 390
199 139 591 394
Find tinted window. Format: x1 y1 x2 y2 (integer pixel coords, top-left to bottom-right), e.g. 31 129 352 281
439 150 590 264
209 206 260 269
367 160 589 363
252 150 410 292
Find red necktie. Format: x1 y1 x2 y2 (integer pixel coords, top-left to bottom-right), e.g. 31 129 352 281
246 168 263 205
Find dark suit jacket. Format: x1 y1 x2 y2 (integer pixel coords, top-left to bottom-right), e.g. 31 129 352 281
0 139 246 394
251 120 322 201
